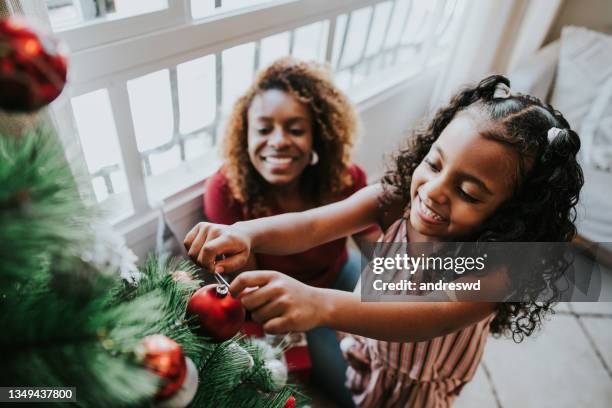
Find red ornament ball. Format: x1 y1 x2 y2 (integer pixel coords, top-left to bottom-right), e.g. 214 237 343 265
283 395 296 408
187 284 245 342
0 17 68 112
156 357 199 408
138 335 187 400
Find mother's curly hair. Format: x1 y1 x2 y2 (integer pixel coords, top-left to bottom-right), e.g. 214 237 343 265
381 75 584 342
222 57 358 217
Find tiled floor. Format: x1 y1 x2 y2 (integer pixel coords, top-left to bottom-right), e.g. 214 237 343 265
455 302 612 408
455 259 612 408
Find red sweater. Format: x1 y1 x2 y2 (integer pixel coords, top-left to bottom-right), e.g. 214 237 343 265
203 164 376 287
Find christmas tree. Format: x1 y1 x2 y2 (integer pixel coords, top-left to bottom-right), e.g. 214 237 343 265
0 17 299 408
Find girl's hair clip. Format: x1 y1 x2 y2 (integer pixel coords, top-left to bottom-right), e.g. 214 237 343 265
493 83 511 99
547 127 563 143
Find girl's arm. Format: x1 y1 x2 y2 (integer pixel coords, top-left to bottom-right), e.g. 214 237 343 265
230 271 497 342
185 183 385 272
240 183 382 253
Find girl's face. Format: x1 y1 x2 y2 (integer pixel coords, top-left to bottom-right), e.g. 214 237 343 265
409 110 518 240
247 89 313 187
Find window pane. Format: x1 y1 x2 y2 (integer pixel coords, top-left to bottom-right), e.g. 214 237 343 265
126 57 221 203
259 32 290 69
191 0 275 19
177 55 217 134
382 0 413 49
257 21 328 70
364 1 393 58
429 0 467 65
336 7 372 69
46 0 167 31
71 89 133 219
291 21 329 62
127 69 174 155
222 42 256 113
329 0 465 95
331 13 348 68
400 0 435 46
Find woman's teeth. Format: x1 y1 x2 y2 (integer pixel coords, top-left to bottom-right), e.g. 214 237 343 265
263 157 293 164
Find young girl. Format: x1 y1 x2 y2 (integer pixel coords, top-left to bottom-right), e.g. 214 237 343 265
184 75 583 407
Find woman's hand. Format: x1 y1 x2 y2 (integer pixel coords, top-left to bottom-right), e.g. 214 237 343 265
183 222 252 273
230 271 329 334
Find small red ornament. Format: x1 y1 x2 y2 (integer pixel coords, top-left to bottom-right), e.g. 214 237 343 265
156 357 199 408
137 335 187 400
187 283 245 342
0 17 68 112
283 395 296 408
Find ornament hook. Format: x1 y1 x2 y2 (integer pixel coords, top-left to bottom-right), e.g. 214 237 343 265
213 254 231 289
214 272 230 289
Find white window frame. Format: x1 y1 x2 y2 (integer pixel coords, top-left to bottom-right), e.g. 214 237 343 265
53 0 187 52
52 0 457 234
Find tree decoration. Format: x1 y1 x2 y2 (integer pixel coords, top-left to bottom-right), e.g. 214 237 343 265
226 342 255 373
187 284 246 342
171 270 195 284
283 395 296 408
264 359 288 391
0 17 68 112
156 357 198 408
137 335 187 400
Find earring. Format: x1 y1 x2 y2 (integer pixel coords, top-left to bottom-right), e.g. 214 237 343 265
310 151 319 165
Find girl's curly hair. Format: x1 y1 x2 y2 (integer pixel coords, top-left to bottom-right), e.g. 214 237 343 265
381 75 584 342
221 57 358 217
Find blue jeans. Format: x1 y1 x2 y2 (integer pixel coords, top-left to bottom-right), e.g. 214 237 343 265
305 248 361 408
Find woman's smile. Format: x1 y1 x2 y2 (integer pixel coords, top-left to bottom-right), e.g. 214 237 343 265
260 153 298 165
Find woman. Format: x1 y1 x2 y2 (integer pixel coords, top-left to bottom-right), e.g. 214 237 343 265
200 57 380 406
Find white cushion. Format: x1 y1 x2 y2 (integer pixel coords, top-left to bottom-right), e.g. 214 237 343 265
551 26 612 135
510 41 559 101
551 26 612 241
576 164 612 242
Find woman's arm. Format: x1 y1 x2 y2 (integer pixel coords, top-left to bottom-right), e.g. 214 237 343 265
230 271 497 342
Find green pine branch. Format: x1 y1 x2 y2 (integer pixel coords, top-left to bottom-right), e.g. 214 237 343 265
1 126 301 407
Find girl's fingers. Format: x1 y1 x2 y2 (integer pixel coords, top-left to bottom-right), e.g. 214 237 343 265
183 223 200 250
184 223 253 273
188 225 209 259
201 236 246 272
250 299 286 324
240 283 284 311
263 317 290 334
230 271 278 296
195 228 221 268
212 251 249 273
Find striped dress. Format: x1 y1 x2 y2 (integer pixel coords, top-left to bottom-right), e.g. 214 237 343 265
344 218 495 407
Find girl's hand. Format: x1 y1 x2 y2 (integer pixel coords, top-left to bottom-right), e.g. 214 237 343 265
183 222 252 273
230 271 328 334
